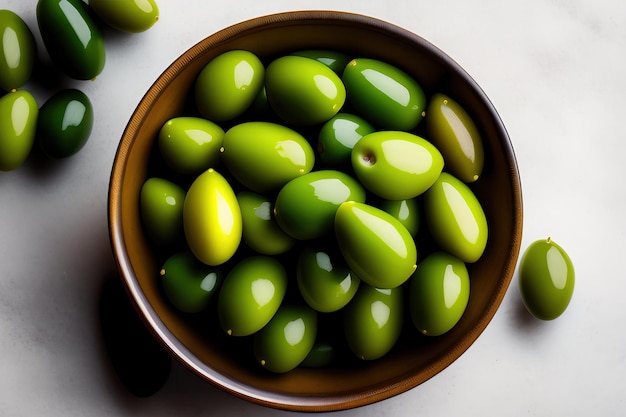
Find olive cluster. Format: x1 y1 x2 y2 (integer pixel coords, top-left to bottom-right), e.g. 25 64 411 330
141 48 491 373
0 0 159 171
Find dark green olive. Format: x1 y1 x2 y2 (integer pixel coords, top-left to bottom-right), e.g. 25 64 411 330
253 304 317 373
296 246 360 313
37 89 93 158
160 252 222 314
237 191 295 255
317 113 375 167
37 0 106 80
217 256 287 336
274 170 366 240
140 177 185 246
290 49 351 75
380 197 420 237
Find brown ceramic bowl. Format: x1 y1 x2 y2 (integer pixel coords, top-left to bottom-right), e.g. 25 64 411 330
108 10 523 412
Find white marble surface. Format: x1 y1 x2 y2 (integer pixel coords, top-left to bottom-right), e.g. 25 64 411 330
1 0 624 415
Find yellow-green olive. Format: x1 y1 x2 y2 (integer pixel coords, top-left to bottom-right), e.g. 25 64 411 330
0 89 38 171
183 168 242 266
158 116 224 175
265 55 346 126
425 93 484 183
195 50 264 122
351 131 444 200
88 0 159 33
409 251 470 336
519 238 575 320
0 10 36 91
343 284 404 360
334 201 417 289
423 172 488 263
221 121 315 193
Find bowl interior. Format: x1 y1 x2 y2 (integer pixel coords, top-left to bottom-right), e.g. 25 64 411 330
108 11 523 412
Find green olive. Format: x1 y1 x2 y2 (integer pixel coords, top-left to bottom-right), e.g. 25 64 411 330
0 89 38 171
343 284 404 360
37 89 94 158
519 238 575 320
334 201 417 289
139 177 185 246
253 304 317 373
409 251 470 336
221 121 315 193
317 113 375 167
160 252 222 314
0 10 36 91
296 246 360 313
265 55 346 126
425 93 484 183
300 341 336 368
237 191 295 255
158 117 224 175
88 0 159 33
218 256 287 336
37 0 106 80
195 50 264 122
351 131 444 200
290 49 351 75
423 172 488 263
342 58 426 130
183 168 242 266
274 170 366 240
380 197 420 237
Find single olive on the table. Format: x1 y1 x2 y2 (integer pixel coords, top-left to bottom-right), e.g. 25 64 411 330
0 9 36 92
37 89 94 158
37 0 106 80
0 89 38 171
87 0 160 33
519 238 575 320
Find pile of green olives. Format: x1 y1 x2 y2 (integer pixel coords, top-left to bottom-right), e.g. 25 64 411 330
0 0 159 171
140 48 493 373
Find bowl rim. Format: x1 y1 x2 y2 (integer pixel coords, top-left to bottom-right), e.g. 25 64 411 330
108 9 523 412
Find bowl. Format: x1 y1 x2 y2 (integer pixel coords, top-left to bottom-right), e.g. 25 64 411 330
108 10 523 412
